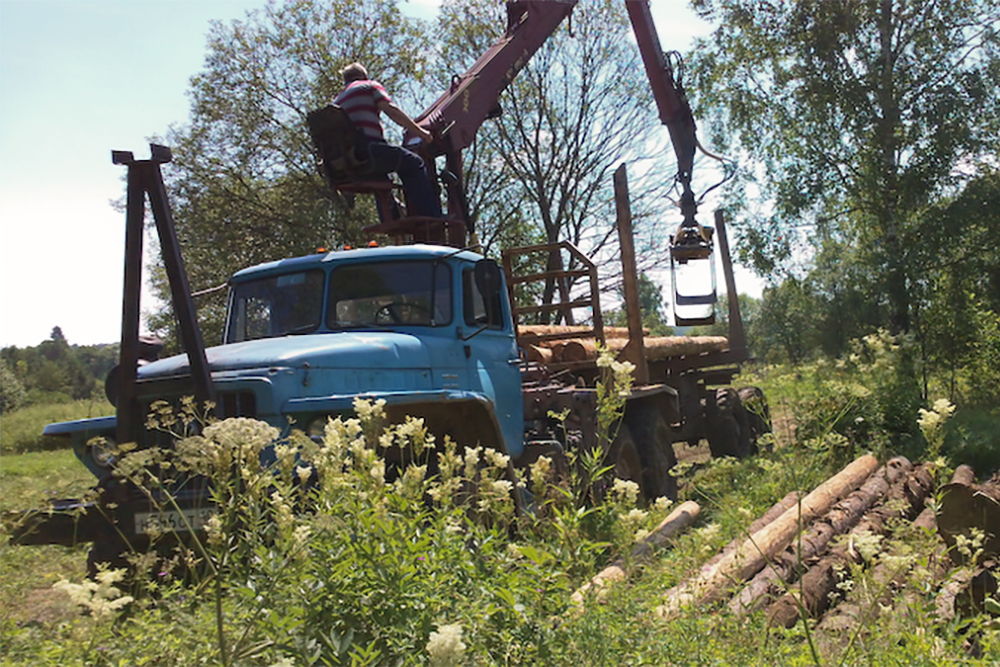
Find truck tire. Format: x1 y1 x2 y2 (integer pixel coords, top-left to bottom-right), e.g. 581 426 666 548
87 538 132 581
737 385 771 451
609 423 644 491
706 387 754 459
628 412 678 501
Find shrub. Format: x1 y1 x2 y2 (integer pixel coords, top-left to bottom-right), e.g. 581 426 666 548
0 358 26 413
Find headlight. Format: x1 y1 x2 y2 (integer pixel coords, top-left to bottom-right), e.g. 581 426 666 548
88 437 116 468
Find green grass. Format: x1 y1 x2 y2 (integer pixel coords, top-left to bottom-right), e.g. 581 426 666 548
1 381 998 666
0 448 95 511
0 448 94 656
0 397 113 454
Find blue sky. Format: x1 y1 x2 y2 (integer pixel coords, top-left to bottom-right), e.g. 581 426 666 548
0 0 731 349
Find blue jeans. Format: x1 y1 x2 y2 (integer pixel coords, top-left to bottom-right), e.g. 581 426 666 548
366 140 443 219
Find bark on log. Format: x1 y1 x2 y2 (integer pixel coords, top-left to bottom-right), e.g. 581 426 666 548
730 458 912 615
658 455 880 616
519 325 640 340
547 336 729 363
703 491 803 573
524 344 553 364
820 465 971 640
817 504 940 642
937 467 1000 564
766 465 935 629
571 501 700 607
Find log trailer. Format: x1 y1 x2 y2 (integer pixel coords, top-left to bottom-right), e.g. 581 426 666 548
9 0 768 559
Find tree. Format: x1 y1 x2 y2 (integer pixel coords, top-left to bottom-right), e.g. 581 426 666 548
435 0 681 316
690 0 1000 334
150 0 433 347
605 272 674 336
0 358 26 413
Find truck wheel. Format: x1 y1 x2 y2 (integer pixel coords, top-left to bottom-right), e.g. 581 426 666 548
706 387 754 459
737 386 771 451
87 538 132 580
628 412 678 501
607 423 644 499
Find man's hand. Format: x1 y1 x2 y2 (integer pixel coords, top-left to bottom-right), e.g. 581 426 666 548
379 100 434 145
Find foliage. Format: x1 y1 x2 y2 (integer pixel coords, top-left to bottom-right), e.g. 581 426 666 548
1 327 118 407
435 0 678 310
691 0 1000 335
603 272 674 336
0 358 26 413
2 382 999 665
151 0 433 348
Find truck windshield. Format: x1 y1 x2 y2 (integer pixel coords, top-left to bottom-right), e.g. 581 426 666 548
227 270 325 342
327 261 452 328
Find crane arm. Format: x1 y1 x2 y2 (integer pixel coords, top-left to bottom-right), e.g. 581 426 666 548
416 0 577 156
625 0 699 228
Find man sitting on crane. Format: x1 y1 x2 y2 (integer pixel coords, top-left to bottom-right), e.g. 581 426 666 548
334 62 443 219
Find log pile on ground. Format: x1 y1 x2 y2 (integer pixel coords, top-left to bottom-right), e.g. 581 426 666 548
517 325 729 364
643 457 1000 637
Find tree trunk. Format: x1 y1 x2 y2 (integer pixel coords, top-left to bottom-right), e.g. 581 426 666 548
658 455 879 615
570 501 700 607
766 465 935 629
730 458 912 615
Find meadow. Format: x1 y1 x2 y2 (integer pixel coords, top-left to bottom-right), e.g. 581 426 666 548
1 357 998 666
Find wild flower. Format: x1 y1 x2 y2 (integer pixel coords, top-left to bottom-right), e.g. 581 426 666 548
396 464 427 501
483 447 510 471
295 465 312 485
370 458 386 486
611 478 640 506
654 496 673 514
205 514 224 548
271 491 294 533
463 446 482 479
478 478 514 518
917 397 956 457
353 396 387 422
426 622 466 667
53 567 134 620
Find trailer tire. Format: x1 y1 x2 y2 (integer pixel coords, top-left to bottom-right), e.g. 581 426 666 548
737 385 771 451
629 412 678 501
610 424 643 485
706 387 754 459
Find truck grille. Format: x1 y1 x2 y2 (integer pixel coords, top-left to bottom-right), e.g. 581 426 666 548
219 391 257 418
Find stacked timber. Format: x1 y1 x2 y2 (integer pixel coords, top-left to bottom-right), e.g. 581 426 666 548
518 325 729 365
658 454 881 617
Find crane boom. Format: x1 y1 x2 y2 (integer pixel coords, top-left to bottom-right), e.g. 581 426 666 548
625 0 699 228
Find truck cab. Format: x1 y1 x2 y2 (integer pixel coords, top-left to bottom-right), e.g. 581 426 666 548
52 244 525 481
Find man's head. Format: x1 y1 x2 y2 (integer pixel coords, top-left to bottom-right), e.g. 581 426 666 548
341 62 369 85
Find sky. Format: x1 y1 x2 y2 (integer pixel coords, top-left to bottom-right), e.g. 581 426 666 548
0 0 751 349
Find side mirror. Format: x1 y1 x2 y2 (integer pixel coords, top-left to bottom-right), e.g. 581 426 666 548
474 258 503 299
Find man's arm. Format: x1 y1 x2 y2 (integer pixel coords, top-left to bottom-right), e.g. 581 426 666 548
377 99 433 144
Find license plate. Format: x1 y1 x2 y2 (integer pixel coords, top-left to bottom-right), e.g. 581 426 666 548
135 508 214 534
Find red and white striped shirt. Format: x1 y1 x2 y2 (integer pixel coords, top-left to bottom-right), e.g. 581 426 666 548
333 80 391 141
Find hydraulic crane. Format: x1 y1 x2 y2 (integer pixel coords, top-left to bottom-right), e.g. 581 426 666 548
308 0 720 322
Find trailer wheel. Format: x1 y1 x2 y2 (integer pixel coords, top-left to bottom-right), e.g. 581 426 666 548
737 386 772 451
629 412 678 501
706 387 754 459
607 423 644 498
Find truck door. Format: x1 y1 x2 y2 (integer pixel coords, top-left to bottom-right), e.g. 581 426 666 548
462 264 525 459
